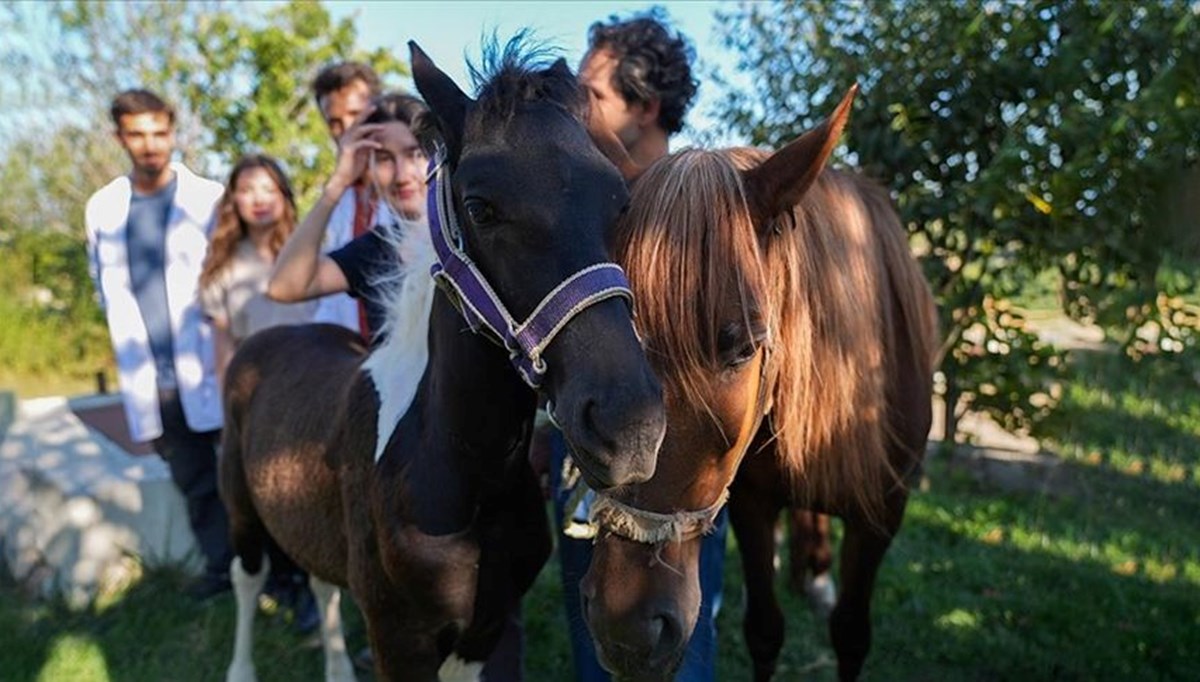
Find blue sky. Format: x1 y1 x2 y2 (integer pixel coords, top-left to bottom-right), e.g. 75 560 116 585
325 0 744 146
0 1 747 149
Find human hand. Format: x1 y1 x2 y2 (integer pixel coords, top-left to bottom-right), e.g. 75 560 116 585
327 107 383 196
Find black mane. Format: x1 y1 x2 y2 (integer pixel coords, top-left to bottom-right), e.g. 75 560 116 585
467 32 585 126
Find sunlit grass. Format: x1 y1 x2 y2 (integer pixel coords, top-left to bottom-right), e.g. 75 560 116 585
1 350 1196 680
36 635 109 682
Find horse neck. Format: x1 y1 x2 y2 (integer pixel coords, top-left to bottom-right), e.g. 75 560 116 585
376 291 536 535
426 292 535 456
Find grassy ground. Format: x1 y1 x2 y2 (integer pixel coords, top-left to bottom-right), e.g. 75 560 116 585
1 351 1197 680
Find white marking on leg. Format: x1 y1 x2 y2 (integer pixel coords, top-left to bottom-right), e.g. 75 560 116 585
227 555 270 682
363 219 437 462
805 572 838 620
438 654 484 682
310 576 357 682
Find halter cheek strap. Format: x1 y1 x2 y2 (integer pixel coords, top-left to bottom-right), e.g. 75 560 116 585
426 157 634 389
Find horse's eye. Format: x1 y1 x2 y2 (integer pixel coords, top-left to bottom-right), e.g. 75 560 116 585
725 342 758 369
717 321 767 371
463 198 496 226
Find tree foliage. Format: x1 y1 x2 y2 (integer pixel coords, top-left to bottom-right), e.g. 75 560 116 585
0 0 407 382
717 0 1200 434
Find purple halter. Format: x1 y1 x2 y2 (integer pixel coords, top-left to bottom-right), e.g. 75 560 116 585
426 157 634 389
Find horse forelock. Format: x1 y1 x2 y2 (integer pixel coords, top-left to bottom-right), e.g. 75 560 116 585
617 148 770 417
467 32 585 135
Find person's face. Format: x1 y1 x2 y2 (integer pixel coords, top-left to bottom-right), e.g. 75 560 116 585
368 122 428 219
232 167 286 231
321 79 374 141
580 48 647 149
115 112 175 177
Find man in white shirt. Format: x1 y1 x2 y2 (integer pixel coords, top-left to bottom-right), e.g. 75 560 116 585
85 89 231 599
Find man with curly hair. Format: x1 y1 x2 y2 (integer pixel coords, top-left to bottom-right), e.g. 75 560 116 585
579 10 698 181
542 12 729 681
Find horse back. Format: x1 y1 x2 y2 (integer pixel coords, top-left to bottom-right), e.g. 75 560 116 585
220 323 369 584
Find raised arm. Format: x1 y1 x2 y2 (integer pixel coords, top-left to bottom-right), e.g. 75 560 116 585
267 124 380 302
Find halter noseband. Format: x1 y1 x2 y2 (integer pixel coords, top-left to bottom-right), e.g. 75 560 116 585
426 156 634 389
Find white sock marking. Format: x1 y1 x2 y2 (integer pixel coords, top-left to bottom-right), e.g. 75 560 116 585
309 577 357 682
438 654 484 682
227 555 269 682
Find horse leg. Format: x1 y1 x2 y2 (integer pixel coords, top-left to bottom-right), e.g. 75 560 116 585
308 577 356 682
828 495 907 681
729 491 786 682
226 554 269 682
220 411 272 682
355 599 442 682
450 459 551 681
788 509 837 619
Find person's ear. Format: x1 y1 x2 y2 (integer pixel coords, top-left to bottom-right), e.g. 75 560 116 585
638 98 661 128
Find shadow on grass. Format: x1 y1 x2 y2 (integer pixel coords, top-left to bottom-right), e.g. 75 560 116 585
0 561 338 682
1039 351 1200 468
870 496 1199 681
709 455 1199 682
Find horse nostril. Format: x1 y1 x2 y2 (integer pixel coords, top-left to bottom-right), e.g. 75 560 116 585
647 615 665 643
581 398 615 452
647 613 683 669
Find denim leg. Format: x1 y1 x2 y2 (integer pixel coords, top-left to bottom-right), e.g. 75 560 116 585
154 389 232 577
674 508 728 682
550 429 611 682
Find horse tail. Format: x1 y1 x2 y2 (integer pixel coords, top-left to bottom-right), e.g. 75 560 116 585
218 349 268 575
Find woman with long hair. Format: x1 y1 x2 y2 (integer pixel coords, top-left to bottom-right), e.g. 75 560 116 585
267 93 429 343
200 154 316 382
199 154 319 633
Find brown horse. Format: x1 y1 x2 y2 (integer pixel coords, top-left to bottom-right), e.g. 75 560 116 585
219 40 665 682
580 88 938 681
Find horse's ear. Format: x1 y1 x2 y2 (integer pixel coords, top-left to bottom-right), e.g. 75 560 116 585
410 41 471 161
742 84 858 228
549 57 573 79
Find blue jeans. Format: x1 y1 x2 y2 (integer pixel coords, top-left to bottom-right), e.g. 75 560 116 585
549 430 727 682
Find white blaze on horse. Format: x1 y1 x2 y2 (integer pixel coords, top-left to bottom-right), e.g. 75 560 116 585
219 38 665 682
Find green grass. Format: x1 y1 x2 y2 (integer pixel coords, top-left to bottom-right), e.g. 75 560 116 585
2 351 1197 680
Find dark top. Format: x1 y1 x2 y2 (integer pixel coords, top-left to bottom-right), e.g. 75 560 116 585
328 226 394 342
126 176 179 387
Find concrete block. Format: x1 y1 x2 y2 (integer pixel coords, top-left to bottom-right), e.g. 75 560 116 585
0 396 200 607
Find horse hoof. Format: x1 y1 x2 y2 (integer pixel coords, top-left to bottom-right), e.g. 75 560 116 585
226 661 258 682
325 656 357 682
805 573 837 620
438 654 484 682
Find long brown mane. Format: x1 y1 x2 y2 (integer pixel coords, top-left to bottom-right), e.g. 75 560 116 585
617 147 937 523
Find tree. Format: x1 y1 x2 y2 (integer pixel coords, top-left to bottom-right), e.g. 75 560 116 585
716 0 1200 437
44 0 408 205
0 0 409 384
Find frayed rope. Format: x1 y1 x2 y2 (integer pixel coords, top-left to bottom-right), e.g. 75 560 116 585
589 489 730 545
